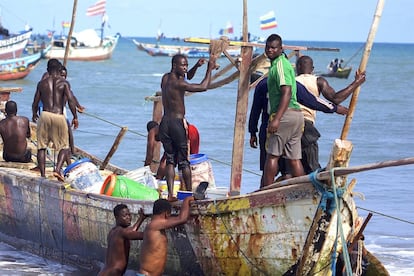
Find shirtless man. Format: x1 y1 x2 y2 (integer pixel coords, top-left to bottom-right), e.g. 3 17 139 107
158 53 217 201
31 58 78 180
60 65 84 164
98 205 147 276
138 196 194 276
0 101 32 163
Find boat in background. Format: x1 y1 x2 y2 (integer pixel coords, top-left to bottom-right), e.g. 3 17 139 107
320 66 352 79
0 28 32 59
133 39 241 58
0 45 51 81
45 29 119 61
46 0 118 61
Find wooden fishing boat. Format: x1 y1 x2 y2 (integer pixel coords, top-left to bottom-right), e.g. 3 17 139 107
45 30 119 61
133 39 241 58
320 67 353 79
0 122 399 275
0 45 50 81
0 0 392 275
0 28 32 59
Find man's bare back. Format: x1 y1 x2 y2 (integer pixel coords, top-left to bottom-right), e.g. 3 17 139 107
0 101 31 162
138 196 194 276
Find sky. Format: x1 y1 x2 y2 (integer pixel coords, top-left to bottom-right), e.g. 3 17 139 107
0 0 412 43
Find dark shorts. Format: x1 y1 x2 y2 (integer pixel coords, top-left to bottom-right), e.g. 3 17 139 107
3 150 32 163
301 119 321 174
158 116 189 169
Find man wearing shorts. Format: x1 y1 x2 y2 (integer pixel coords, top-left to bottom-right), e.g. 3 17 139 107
262 34 305 187
32 59 79 180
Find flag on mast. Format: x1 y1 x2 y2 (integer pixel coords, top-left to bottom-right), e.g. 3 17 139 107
86 0 106 17
219 22 234 35
260 11 277 30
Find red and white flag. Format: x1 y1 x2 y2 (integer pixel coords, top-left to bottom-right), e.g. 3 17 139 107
86 0 106 17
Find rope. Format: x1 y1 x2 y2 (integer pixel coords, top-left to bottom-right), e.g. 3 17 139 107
330 168 352 276
208 156 262 177
81 111 146 137
355 239 363 276
309 169 344 214
357 206 414 225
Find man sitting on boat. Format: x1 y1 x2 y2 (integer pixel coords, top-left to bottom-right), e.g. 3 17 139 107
0 101 32 163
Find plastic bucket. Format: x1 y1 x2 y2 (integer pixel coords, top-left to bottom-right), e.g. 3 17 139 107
100 174 159 201
177 191 193 200
189 153 215 189
64 158 103 192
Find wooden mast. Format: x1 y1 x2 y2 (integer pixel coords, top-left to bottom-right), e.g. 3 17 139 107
340 0 385 140
63 0 78 67
228 0 252 196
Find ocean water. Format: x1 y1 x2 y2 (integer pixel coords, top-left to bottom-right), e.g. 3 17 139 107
2 37 414 275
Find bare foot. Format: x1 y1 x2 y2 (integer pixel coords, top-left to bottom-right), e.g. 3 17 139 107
167 196 178 202
30 166 40 172
53 171 65 182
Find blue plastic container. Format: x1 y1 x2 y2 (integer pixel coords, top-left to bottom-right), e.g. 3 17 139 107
64 158 91 175
63 158 103 191
177 191 193 200
189 153 207 165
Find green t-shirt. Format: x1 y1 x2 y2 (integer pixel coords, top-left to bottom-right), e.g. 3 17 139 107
267 54 300 114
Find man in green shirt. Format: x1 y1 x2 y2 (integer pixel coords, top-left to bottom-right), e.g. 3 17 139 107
262 34 305 187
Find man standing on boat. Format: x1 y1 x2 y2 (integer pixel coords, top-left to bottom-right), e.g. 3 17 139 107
31 59 79 181
159 53 217 201
0 101 32 163
249 77 348 186
295 55 366 174
262 34 305 187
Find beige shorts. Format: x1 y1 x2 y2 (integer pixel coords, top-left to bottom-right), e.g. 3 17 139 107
37 111 69 151
266 109 304 160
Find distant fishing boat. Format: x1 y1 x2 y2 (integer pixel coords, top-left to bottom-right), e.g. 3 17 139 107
0 45 50 81
45 0 118 61
133 39 241 58
45 30 119 61
320 67 353 79
0 28 32 59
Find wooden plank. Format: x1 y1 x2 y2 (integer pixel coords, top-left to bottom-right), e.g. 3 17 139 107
229 0 251 196
100 126 128 170
0 87 23 93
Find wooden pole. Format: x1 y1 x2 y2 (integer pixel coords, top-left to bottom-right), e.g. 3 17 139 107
229 0 252 196
340 0 385 140
100 127 128 170
63 0 78 67
260 156 414 191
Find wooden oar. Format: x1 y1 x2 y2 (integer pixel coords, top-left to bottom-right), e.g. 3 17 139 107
260 157 414 191
340 0 385 140
63 0 78 67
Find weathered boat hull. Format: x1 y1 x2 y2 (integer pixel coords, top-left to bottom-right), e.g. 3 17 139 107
45 35 119 61
0 29 32 59
0 162 361 275
0 46 49 81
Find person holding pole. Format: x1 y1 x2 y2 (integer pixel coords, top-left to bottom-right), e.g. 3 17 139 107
158 54 217 201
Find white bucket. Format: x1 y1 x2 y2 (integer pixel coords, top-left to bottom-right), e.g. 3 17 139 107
189 153 215 190
64 158 103 193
